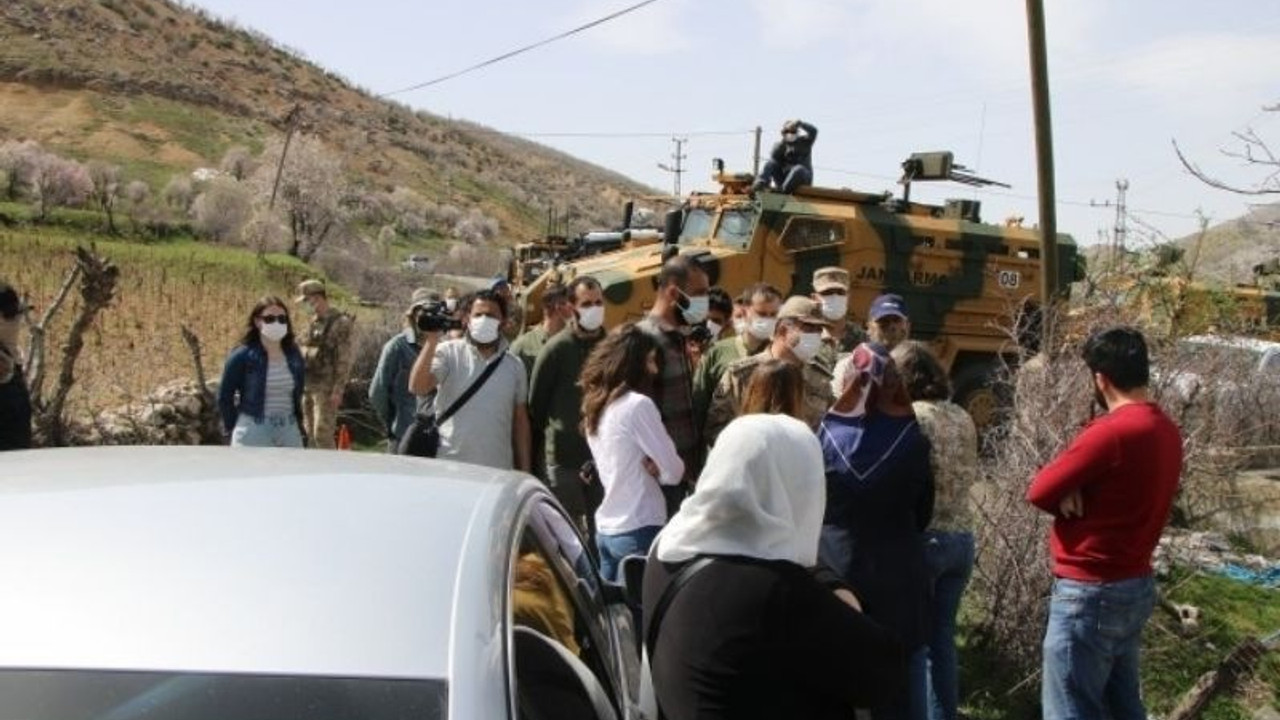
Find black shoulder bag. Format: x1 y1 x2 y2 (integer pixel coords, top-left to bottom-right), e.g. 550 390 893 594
398 354 504 457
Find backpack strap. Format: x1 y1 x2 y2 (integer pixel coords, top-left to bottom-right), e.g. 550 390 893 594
436 353 505 425
645 556 715 658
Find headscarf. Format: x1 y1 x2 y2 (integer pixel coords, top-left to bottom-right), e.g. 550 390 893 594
655 414 826 566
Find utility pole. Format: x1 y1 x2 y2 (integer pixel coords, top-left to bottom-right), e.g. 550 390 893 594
752 126 762 176
1113 179 1129 255
657 137 688 199
269 104 302 211
1025 0 1059 345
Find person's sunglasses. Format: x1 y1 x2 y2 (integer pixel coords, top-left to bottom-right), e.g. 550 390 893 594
259 315 289 324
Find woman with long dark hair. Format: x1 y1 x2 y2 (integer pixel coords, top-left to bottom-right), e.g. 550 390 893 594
217 296 307 448
740 358 804 419
819 342 934 720
579 323 684 582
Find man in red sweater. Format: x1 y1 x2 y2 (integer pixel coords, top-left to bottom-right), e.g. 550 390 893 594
1026 326 1181 720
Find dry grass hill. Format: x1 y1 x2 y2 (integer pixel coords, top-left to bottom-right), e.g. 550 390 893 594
0 0 654 239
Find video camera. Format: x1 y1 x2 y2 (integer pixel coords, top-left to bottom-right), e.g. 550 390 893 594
413 301 462 333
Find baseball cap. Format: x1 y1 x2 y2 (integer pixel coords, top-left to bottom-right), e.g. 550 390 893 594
409 287 440 309
812 267 850 293
776 296 832 327
293 279 325 303
868 293 908 321
488 275 510 292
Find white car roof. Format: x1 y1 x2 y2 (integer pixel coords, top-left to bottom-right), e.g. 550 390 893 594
1180 334 1280 354
0 447 529 680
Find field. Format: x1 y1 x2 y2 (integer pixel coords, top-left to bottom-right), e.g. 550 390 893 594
1 223 328 413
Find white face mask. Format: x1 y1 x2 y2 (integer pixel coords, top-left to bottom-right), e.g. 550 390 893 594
259 321 288 342
469 315 501 344
680 293 710 325
791 331 823 362
732 318 747 336
748 316 777 341
820 295 848 321
577 305 605 332
705 320 723 339
444 298 458 312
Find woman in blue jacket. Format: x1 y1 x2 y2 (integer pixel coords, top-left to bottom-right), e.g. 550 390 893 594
218 296 307 447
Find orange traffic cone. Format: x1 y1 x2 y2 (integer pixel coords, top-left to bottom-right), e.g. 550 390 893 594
336 424 352 450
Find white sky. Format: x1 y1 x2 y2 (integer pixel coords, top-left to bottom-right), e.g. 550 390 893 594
189 0 1280 246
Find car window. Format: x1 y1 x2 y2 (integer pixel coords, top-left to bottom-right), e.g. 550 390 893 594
508 501 620 719
779 217 845 252
0 669 446 720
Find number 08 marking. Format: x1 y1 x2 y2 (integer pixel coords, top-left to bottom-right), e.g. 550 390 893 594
997 270 1021 289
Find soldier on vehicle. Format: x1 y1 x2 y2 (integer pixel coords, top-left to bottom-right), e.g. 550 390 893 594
752 119 819 194
510 283 570 379
704 296 835 445
294 279 355 449
0 280 32 451
811 267 863 373
693 282 782 431
368 288 437 452
866 293 911 350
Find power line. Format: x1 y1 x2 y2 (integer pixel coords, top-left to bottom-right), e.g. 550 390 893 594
381 0 665 96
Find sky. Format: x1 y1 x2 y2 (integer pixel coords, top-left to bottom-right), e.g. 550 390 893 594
187 0 1279 246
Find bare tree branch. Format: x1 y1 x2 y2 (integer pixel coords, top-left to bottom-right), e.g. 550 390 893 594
24 262 82 403
1173 139 1280 196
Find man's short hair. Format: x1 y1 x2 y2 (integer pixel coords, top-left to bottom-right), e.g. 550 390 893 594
541 283 568 310
745 282 782 304
463 289 508 319
568 275 602 301
708 287 733 316
654 254 706 290
1082 326 1149 390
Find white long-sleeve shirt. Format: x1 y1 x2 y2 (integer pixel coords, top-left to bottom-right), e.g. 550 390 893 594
587 391 685 534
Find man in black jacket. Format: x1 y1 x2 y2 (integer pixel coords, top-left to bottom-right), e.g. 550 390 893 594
753 119 819 193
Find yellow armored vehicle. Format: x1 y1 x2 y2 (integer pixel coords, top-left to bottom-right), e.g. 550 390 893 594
509 201 665 287
519 151 1081 424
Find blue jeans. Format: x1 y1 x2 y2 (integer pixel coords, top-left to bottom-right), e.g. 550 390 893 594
924 531 976 720
596 525 661 584
756 160 813 193
231 414 303 448
1042 575 1156 720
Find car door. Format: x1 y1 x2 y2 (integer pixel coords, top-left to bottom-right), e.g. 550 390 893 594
505 496 642 720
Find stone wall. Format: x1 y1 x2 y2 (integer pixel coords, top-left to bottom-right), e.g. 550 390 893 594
66 380 224 446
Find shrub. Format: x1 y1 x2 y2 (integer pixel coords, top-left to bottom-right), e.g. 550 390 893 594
191 178 252 243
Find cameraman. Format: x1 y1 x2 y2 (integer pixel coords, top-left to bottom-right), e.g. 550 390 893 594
408 289 531 471
369 288 439 451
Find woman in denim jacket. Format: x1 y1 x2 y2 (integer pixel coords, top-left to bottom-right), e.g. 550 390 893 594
218 296 307 447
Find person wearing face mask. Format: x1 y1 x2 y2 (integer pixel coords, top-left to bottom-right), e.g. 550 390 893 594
529 276 609 536
368 288 439 452
294 279 355 449
704 296 835 446
217 296 307 448
751 119 819 194
636 254 710 510
812 267 864 373
693 282 781 432
510 283 571 380
579 323 684 582
685 287 734 370
0 280 33 451
407 289 531 471
867 293 912 350
819 343 935 720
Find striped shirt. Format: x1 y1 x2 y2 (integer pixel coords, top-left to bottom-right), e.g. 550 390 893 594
263 360 295 417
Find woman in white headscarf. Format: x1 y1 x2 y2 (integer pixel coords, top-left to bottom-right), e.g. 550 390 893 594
643 413 904 720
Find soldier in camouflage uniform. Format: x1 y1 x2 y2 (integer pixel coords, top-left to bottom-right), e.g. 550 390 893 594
692 282 781 431
704 296 834 446
811 266 864 374
294 279 355 449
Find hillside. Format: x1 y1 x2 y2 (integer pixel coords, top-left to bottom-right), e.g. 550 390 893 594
1178 202 1280 285
0 0 654 240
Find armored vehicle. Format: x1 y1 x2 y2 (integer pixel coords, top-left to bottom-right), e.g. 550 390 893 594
519 152 1081 427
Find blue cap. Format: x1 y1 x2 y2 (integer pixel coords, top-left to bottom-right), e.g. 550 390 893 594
488 276 510 291
868 293 908 321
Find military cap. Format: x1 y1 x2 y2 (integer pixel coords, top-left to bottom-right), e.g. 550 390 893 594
777 296 832 327
812 267 850 293
293 279 326 303
409 287 441 309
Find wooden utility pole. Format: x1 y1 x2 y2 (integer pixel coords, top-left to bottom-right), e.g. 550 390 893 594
269 104 302 211
1025 0 1059 343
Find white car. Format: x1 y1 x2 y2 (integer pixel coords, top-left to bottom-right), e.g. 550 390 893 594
0 447 644 720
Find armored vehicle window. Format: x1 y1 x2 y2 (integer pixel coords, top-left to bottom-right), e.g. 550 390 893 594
780 217 845 252
679 209 715 244
713 209 757 249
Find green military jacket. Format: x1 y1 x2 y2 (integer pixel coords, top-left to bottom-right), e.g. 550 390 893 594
815 322 864 375
300 309 355 388
704 349 834 446
692 334 767 431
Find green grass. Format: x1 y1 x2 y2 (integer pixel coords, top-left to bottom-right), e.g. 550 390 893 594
960 570 1280 720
